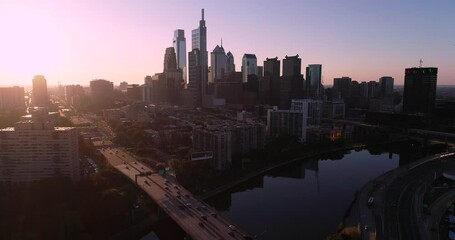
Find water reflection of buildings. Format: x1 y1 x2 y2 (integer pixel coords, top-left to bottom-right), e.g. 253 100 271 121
211 159 321 211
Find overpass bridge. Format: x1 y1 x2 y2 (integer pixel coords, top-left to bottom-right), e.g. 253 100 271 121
101 148 252 240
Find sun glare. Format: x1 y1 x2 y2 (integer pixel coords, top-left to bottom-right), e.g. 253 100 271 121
0 3 65 83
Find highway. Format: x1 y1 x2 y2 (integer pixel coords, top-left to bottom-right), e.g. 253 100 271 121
100 147 251 240
356 152 454 240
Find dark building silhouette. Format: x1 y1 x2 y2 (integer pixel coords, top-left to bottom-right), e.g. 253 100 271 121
226 51 235 74
90 79 114 109
263 57 281 105
32 75 49 107
281 55 304 109
127 84 141 101
379 76 394 96
333 77 352 99
187 48 203 105
403 67 437 114
305 64 322 100
242 54 258 83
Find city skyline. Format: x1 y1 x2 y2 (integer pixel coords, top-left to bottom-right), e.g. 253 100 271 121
1 0 454 87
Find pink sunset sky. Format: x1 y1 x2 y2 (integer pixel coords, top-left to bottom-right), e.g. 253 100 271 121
0 0 454 87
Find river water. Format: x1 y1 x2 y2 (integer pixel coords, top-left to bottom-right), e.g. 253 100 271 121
206 143 420 239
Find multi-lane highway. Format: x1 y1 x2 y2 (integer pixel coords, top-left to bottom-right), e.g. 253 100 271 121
100 147 252 240
357 152 454 240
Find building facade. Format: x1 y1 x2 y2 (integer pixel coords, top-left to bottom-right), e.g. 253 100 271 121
210 45 227 82
305 64 322 100
379 76 394 96
0 114 80 182
403 67 438 114
242 54 258 83
32 75 49 107
267 107 308 143
0 86 25 111
291 99 322 126
173 29 187 83
90 79 114 109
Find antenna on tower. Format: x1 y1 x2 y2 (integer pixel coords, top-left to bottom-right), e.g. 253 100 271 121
419 59 423 68
221 38 223 48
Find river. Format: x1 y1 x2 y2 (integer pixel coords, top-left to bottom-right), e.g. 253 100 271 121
206 143 421 239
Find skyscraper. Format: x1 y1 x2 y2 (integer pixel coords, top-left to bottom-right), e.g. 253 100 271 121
263 57 281 105
242 54 258 83
226 51 235 73
333 77 352 99
32 75 48 107
188 9 208 106
90 79 114 109
403 67 437 114
210 44 227 82
282 55 301 77
305 64 322 99
281 55 304 108
379 76 394 96
173 29 186 83
164 47 177 71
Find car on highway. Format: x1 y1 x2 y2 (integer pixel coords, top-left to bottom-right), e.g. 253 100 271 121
229 225 236 230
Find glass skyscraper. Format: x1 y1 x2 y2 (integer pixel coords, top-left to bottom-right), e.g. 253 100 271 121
173 29 186 83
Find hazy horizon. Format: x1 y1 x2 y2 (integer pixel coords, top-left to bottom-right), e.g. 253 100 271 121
1 0 454 86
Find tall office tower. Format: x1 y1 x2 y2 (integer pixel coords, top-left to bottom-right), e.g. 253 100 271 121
90 79 114 109
226 51 235 73
333 77 352 99
242 54 258 83
263 57 281 105
0 86 25 111
379 76 394 96
403 67 437 114
282 55 304 108
283 55 302 77
210 44 227 82
164 47 178 71
173 29 187 83
162 47 183 105
32 75 49 107
0 111 80 182
305 64 322 99
187 9 208 106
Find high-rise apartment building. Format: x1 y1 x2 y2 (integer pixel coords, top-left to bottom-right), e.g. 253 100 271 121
0 111 80 182
305 64 322 99
267 106 308 143
333 77 352 99
379 76 394 96
210 44 227 82
242 54 258 83
90 79 114 109
403 67 437 114
0 86 25 111
291 99 322 126
173 29 187 83
32 75 49 107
